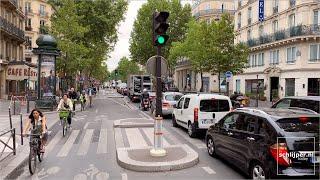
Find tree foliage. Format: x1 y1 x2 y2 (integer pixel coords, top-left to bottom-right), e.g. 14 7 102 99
129 0 192 70
49 0 127 83
169 14 249 92
116 57 140 82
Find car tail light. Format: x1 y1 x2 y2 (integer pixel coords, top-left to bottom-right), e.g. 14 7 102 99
194 108 198 122
299 117 309 123
269 143 291 166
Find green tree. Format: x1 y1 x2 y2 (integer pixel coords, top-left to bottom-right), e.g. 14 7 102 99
129 0 191 72
117 57 140 82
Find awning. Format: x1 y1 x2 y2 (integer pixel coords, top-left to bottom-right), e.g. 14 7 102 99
6 62 37 81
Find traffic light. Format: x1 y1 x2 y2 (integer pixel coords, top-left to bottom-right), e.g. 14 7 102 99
186 74 191 85
152 11 169 46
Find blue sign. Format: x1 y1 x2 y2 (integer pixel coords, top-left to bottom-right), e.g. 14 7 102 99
225 71 232 78
259 0 264 22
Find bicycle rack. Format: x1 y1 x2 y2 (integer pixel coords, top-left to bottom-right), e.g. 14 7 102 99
0 128 16 162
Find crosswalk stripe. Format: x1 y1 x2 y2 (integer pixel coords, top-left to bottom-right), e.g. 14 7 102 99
77 129 94 156
170 127 206 149
97 129 108 154
125 128 148 148
121 173 128 180
142 128 171 147
45 131 62 158
202 166 216 174
57 130 80 157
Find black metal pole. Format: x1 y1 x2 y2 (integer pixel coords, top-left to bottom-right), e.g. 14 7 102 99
13 128 16 155
53 55 57 98
37 54 42 100
20 114 23 145
27 67 30 113
9 107 12 129
155 46 162 117
256 74 259 107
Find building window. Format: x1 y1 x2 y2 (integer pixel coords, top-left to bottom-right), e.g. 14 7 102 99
25 2 31 13
25 18 31 27
251 54 258 67
258 53 264 66
308 78 320 96
288 14 295 27
272 20 278 33
314 10 319 25
287 47 296 63
285 78 295 96
273 0 279 13
289 0 296 8
40 4 45 15
247 7 252 25
270 50 279 65
40 20 45 26
238 13 241 29
26 36 32 50
247 30 251 40
236 80 241 93
26 57 32 63
310 44 320 62
259 25 264 36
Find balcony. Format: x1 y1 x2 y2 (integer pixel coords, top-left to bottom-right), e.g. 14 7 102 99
193 9 236 19
39 11 49 18
1 0 18 10
0 16 25 43
273 6 278 14
25 9 33 16
246 24 320 48
25 26 32 31
289 0 296 8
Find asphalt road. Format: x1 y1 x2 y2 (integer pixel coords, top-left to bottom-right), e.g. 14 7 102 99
11 89 246 180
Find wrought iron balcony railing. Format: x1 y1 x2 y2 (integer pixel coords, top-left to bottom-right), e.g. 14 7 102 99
0 16 25 41
193 9 236 19
246 24 320 48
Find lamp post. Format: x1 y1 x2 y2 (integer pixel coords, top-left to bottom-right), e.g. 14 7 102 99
27 66 30 113
32 34 60 110
256 74 259 107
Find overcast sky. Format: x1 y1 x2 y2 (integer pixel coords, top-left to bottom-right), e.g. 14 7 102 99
106 0 194 71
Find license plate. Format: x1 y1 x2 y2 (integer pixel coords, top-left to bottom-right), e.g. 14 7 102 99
202 119 214 124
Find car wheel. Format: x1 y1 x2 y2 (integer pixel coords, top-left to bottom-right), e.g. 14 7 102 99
206 136 217 157
172 115 178 127
250 162 267 180
188 122 196 138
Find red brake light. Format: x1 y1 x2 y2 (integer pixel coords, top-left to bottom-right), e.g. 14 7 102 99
162 102 169 107
299 117 309 123
194 108 198 122
269 143 291 167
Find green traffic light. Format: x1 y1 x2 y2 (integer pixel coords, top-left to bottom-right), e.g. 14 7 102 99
157 36 165 44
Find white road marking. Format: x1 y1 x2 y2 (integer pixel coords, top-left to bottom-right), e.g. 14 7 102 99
125 128 148 148
97 129 108 154
83 122 89 129
44 131 62 158
77 129 94 156
95 109 98 113
170 127 206 149
142 128 170 147
111 118 150 121
122 173 128 180
57 130 80 157
202 166 216 174
109 98 130 110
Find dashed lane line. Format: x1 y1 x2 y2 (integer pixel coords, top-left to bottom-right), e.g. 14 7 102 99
97 128 108 154
202 166 216 174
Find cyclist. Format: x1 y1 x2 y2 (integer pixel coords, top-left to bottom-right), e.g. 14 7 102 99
68 87 78 111
22 109 48 153
79 90 86 109
57 94 73 128
87 86 94 107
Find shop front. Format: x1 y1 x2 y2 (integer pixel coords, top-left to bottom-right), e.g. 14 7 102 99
6 62 37 99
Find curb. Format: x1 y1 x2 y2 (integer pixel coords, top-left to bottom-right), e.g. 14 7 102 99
116 144 199 172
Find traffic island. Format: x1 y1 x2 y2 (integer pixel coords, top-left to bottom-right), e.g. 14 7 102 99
117 144 199 172
113 118 154 128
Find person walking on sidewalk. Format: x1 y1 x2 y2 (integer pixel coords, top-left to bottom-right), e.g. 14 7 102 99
22 109 48 153
68 87 78 112
57 94 73 128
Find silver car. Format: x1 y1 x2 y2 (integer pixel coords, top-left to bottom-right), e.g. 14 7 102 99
150 92 183 116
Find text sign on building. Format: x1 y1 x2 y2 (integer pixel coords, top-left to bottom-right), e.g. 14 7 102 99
258 0 264 22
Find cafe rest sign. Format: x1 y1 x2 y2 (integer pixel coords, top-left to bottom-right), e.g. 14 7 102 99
7 65 37 81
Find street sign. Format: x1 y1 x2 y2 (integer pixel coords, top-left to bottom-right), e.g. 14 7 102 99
146 56 168 77
225 71 233 82
259 0 264 22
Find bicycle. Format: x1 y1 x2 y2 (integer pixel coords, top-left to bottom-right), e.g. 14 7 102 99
25 129 44 175
59 110 70 137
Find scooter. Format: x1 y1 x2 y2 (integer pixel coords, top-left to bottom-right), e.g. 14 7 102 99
230 93 248 108
142 99 150 111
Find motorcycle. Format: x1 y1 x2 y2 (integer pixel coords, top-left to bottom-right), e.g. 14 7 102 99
142 99 150 111
230 93 249 108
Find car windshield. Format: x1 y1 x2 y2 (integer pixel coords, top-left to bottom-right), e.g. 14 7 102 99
165 94 182 101
200 99 230 112
276 117 319 133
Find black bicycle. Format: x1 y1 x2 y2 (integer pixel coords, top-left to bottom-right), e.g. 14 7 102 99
25 129 44 175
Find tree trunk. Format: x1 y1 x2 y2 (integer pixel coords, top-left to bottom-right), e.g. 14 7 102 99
200 71 203 92
218 71 221 93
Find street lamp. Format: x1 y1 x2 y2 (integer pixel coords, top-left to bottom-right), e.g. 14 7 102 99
32 34 60 110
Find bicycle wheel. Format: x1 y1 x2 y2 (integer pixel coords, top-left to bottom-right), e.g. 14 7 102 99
28 147 37 175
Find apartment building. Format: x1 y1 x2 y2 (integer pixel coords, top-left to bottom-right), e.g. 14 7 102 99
174 0 236 92
232 0 320 101
0 0 27 99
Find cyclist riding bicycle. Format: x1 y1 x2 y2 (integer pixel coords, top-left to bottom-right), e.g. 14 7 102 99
79 90 86 109
23 109 48 153
68 87 78 111
57 94 73 128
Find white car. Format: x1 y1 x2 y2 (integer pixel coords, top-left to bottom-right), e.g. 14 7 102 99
172 94 232 137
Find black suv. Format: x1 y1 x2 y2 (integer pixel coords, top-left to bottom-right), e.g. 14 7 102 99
206 108 319 179
271 96 320 114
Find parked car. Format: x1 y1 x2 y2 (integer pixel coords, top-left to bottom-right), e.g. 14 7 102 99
206 107 319 179
150 92 183 116
172 94 232 137
271 96 320 114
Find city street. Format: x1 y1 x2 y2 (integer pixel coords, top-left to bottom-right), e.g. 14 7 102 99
10 89 246 180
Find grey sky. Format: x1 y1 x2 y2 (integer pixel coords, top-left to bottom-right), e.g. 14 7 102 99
107 0 194 71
